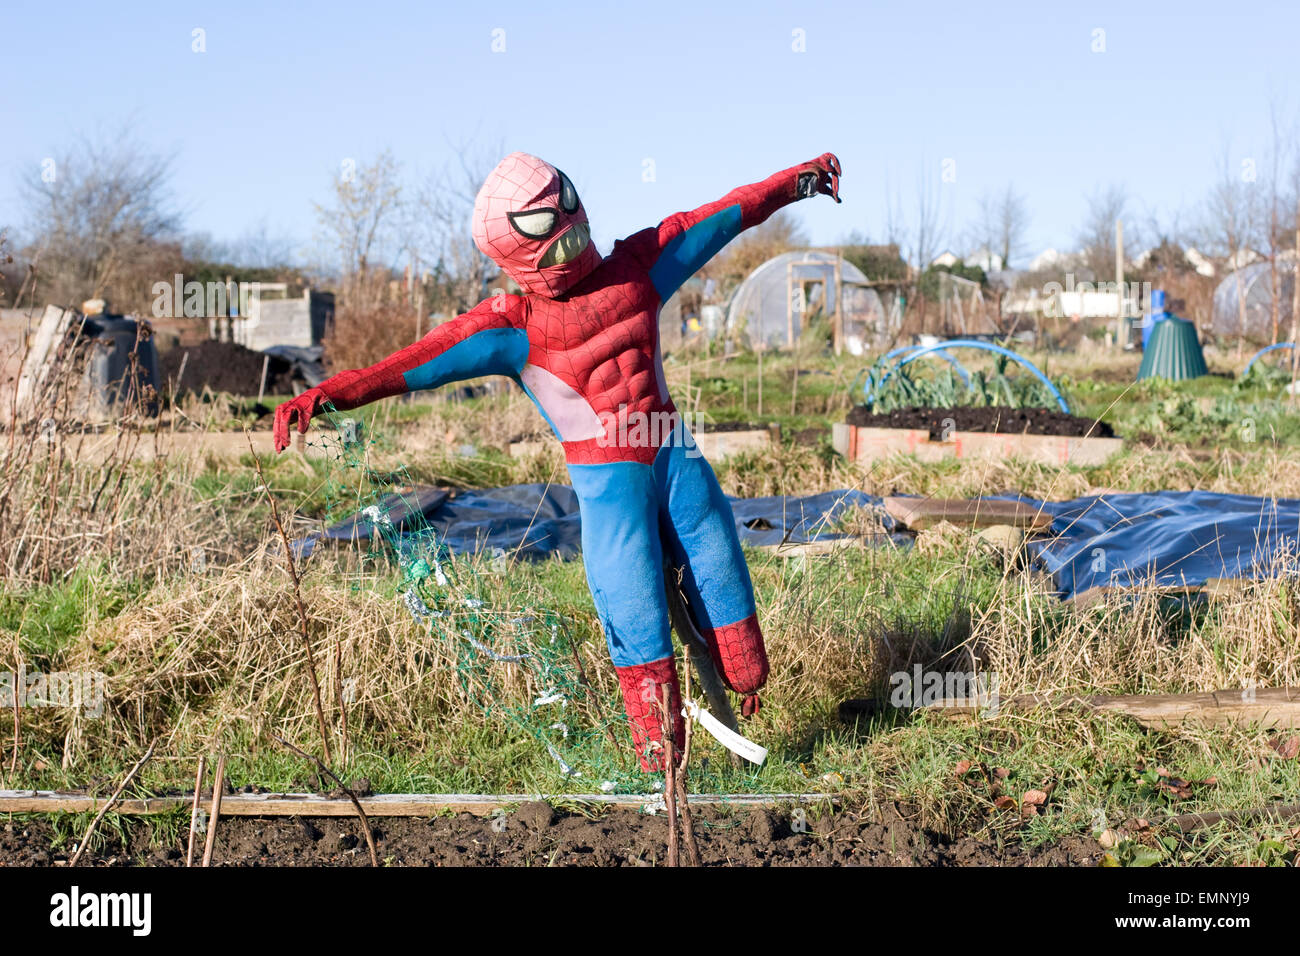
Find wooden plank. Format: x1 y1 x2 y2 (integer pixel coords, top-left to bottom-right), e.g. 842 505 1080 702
692 429 770 461
1069 578 1250 607
0 791 837 817
912 686 1300 730
14 305 73 414
755 536 866 558
1168 802 1300 833
831 422 852 457
883 496 1053 532
64 429 334 463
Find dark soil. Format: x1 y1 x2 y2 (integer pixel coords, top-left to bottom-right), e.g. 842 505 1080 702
0 804 1102 867
158 340 293 397
846 405 1116 440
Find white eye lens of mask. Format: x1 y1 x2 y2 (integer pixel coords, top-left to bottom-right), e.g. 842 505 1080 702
509 208 557 238
558 172 578 213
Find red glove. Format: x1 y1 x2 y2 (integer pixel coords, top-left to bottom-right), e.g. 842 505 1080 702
273 387 328 453
797 152 842 203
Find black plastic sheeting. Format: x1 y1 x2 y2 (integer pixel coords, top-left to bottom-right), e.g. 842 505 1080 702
263 345 328 388
295 486 1300 600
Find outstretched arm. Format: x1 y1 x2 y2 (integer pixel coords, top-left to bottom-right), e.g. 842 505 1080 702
273 295 529 452
635 152 841 301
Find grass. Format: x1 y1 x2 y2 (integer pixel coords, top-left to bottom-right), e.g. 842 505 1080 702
3 341 1300 865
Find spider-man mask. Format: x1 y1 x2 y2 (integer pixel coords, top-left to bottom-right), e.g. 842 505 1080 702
472 152 603 298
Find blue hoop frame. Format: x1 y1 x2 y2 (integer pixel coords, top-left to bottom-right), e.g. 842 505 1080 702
1243 342 1296 377
861 339 1070 413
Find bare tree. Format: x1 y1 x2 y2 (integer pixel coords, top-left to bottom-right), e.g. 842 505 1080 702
880 164 950 332
909 162 946 274
411 139 502 315
1201 142 1261 353
702 210 808 296
975 184 1029 270
227 221 297 269
1077 185 1129 281
1294 150 1300 344
882 171 906 253
20 132 181 311
313 151 406 307
1263 99 1291 344
1290 145 1300 393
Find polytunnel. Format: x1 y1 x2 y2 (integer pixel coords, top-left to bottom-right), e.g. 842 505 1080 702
1211 255 1297 343
724 251 886 351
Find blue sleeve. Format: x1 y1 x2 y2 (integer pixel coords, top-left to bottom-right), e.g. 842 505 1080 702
402 327 531 392
647 204 743 301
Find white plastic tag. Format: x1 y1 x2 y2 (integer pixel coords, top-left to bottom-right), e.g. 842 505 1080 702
683 700 767 765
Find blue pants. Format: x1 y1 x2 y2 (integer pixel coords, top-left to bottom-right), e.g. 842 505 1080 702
567 439 756 668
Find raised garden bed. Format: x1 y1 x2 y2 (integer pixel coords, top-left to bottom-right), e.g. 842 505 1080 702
834 405 1122 467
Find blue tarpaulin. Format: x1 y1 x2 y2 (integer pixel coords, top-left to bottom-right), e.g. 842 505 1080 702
1018 491 1300 599
296 486 1300 600
293 485 886 561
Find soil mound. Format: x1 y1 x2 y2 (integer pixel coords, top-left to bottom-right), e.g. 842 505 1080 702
158 340 293 397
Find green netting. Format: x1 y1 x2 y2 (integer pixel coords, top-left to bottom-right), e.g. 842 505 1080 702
304 404 644 791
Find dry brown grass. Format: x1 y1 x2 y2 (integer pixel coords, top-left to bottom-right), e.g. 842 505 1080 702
323 301 429 373
972 561 1300 699
0 330 245 588
37 551 621 771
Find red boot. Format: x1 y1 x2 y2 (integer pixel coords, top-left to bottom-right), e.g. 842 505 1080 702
615 656 685 772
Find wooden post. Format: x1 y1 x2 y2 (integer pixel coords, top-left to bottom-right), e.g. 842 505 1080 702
1115 219 1126 348
661 684 679 868
412 252 423 340
201 752 226 867
674 709 701 866
833 252 844 355
1290 209 1300 405
173 350 190 401
786 261 795 348
790 352 799 416
185 756 207 867
257 354 269 404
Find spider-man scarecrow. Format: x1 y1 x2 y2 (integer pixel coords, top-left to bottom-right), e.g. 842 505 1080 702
275 151 842 770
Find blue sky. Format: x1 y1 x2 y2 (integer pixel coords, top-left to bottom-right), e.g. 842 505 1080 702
5 0 1297 267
